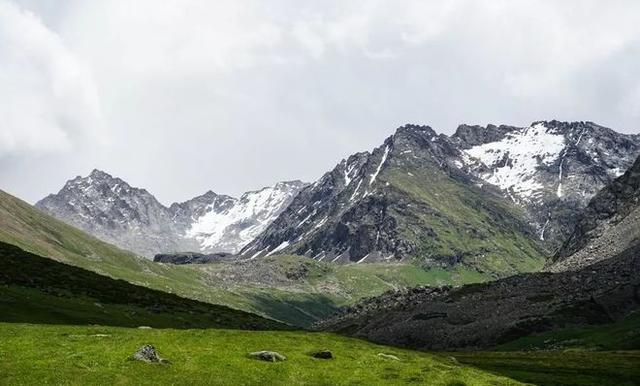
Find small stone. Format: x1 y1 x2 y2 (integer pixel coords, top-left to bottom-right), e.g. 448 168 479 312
249 351 287 362
137 326 152 329
132 345 169 364
377 353 400 361
311 350 333 359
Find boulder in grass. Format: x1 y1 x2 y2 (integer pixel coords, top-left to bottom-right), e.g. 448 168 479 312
311 350 333 359
249 351 287 362
132 345 169 364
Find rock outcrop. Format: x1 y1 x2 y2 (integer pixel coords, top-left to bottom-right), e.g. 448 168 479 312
316 244 640 350
549 155 640 272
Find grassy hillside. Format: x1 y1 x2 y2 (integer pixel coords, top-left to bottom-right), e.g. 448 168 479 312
0 242 287 330
0 189 495 326
386 167 547 276
0 323 522 386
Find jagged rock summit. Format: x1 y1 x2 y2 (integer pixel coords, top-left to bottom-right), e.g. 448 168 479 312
36 170 306 257
453 120 640 248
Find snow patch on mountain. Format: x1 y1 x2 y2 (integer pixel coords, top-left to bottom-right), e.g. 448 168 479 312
369 145 390 185
464 123 566 201
186 181 306 253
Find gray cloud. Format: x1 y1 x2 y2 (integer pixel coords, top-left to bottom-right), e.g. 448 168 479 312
1 0 639 204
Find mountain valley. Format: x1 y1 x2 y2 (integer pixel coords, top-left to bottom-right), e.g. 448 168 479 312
2 121 639 386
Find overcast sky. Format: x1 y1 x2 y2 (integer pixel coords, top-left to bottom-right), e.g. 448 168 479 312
1 0 640 205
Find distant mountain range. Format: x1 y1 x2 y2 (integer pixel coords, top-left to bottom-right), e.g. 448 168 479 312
36 121 640 272
36 170 306 257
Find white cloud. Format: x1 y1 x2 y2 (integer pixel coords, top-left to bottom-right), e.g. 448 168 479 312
0 0 104 156
2 0 640 204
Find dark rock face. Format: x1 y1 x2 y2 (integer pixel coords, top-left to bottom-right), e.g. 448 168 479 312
36 170 306 257
549 156 640 272
153 252 235 264
315 244 640 350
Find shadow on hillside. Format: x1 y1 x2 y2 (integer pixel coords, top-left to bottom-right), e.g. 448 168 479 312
0 242 292 331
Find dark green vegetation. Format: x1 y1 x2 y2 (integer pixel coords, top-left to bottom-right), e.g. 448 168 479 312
0 189 495 327
0 242 287 330
495 312 640 351
0 323 522 386
451 313 640 385
453 351 640 386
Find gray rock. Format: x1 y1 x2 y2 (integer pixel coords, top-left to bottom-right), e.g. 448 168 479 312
311 350 333 359
132 345 168 364
153 252 235 264
249 351 287 362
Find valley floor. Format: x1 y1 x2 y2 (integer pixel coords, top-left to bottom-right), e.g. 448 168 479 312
0 323 520 386
2 323 638 386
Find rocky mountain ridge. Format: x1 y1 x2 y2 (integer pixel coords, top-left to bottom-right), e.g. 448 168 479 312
36 170 306 257
243 121 639 270
549 154 640 272
242 124 547 277
454 120 640 248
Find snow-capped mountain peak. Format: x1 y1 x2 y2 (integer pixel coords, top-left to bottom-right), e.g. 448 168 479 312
37 172 307 257
454 120 640 244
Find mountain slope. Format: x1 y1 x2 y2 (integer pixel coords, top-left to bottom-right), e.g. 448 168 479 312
179 181 307 254
2 189 478 327
36 170 306 257
549 155 640 272
455 120 640 248
316 242 640 350
243 124 546 277
244 121 639 271
0 241 287 330
35 170 194 258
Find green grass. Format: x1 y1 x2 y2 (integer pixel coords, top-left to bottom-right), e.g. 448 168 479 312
0 323 522 386
495 312 640 351
0 241 288 330
452 351 640 386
